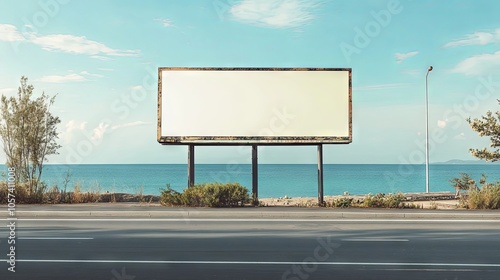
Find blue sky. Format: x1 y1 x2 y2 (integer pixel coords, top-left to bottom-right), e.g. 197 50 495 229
0 0 499 164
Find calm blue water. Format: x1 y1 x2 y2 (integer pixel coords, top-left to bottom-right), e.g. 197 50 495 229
1 164 499 198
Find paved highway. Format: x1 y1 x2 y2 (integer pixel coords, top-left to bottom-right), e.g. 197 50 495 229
1 208 500 279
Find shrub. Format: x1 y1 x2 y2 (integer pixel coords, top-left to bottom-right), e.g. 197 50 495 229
45 186 62 204
160 182 251 207
332 197 353 208
83 181 101 203
362 193 385 208
452 173 500 209
0 179 114 204
464 184 500 209
361 193 406 208
385 193 406 208
0 181 46 204
14 183 29 203
70 183 83 204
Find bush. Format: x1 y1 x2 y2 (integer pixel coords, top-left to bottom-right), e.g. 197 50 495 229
451 173 500 209
45 186 62 204
361 193 406 208
160 182 251 207
385 193 406 208
0 181 43 204
362 193 385 208
463 184 500 209
0 179 105 204
65 183 101 204
332 197 353 208
159 184 183 206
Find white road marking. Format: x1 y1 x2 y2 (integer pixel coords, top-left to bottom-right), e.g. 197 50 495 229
341 238 409 242
0 259 499 267
18 237 93 240
2 218 500 223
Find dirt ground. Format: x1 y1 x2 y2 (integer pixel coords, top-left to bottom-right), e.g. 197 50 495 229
259 192 460 209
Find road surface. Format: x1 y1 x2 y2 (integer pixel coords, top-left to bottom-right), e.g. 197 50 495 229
1 207 500 279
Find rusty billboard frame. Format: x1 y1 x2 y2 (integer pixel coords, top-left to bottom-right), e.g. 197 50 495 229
157 67 352 146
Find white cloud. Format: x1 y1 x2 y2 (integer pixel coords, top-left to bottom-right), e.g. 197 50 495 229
0 24 25 42
230 0 322 29
62 120 87 143
91 122 109 142
444 29 500 48
37 71 102 83
111 121 150 130
30 34 140 56
91 55 113 61
451 51 500 76
437 120 447 129
66 120 87 132
1 24 140 58
156 18 174 27
395 51 419 64
80 71 104 78
38 73 86 83
354 83 410 91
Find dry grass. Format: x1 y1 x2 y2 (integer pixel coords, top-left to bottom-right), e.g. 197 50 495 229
462 185 500 209
429 202 438 210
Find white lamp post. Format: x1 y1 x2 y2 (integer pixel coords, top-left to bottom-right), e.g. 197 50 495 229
425 66 433 193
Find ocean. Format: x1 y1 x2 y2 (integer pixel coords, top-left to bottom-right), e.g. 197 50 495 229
1 164 499 198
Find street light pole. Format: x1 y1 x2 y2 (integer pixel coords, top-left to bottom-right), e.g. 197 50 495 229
425 66 433 193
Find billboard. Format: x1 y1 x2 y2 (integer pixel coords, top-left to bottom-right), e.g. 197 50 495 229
158 67 352 145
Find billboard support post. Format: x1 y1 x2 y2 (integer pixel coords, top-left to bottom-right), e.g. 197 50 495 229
252 145 258 206
317 144 324 206
188 144 195 187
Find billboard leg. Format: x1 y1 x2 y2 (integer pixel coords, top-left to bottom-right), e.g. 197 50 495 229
188 145 195 187
252 145 258 206
318 144 324 206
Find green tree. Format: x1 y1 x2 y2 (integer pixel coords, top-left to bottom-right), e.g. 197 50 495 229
467 100 500 162
449 172 478 191
0 76 61 194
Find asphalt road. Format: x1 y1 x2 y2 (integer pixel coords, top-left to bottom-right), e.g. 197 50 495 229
1 209 500 280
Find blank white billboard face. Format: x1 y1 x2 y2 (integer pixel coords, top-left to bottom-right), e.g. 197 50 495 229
158 68 351 145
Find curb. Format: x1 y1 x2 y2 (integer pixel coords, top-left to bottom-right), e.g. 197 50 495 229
4 209 500 219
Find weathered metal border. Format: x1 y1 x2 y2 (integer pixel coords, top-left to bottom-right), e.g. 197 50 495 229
157 67 352 145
